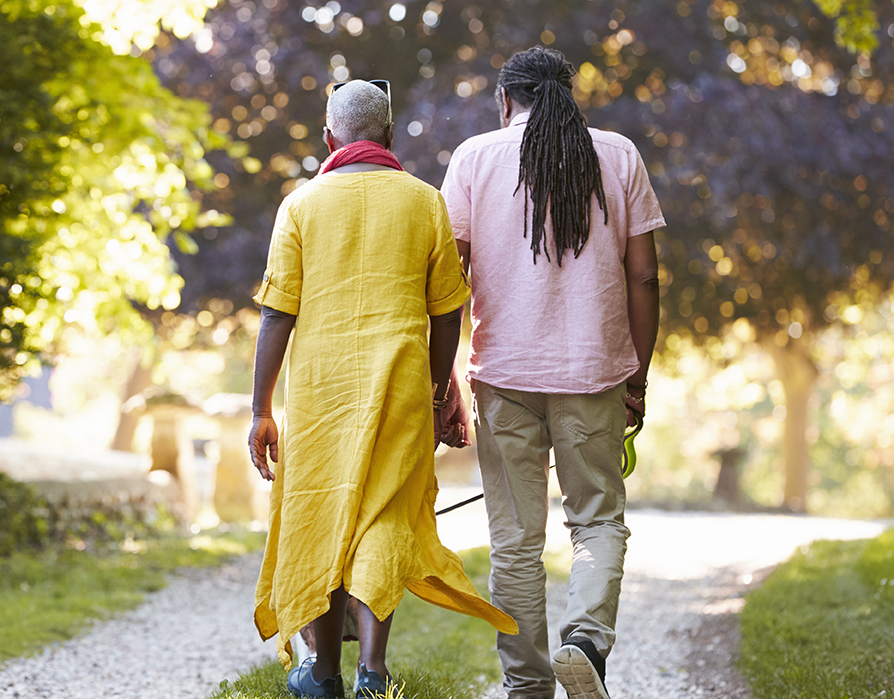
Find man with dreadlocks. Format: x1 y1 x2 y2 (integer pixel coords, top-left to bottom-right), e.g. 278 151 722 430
440 47 665 699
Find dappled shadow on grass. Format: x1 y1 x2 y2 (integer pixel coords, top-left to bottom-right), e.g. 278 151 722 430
739 529 894 699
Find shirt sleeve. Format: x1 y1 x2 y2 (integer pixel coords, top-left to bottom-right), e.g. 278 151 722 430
440 143 472 243
253 195 303 315
426 192 471 316
625 145 666 238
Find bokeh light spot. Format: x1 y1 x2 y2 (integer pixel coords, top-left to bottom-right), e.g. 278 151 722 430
389 3 406 21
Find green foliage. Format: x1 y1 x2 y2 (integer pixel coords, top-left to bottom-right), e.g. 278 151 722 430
740 530 894 698
0 473 49 556
55 500 179 550
75 0 218 55
209 548 501 699
0 525 266 661
813 0 885 54
0 0 228 400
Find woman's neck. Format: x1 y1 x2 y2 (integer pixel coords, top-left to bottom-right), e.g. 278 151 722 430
328 163 396 173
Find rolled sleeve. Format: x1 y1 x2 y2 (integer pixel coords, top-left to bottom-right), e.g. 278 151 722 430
253 196 303 315
253 275 300 315
426 194 471 316
626 146 666 237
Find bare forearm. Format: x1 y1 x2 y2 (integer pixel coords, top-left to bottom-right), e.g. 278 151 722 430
429 307 463 401
252 305 297 416
446 363 464 402
625 232 660 387
627 286 658 386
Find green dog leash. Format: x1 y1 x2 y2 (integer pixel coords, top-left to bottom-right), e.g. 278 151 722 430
622 412 644 479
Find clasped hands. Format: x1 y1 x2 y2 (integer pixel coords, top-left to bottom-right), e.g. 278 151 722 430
434 391 473 451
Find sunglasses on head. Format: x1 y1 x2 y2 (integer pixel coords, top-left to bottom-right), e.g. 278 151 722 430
331 79 392 126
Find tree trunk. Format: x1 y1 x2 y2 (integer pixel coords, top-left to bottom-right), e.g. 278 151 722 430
110 346 155 452
768 337 817 513
713 447 746 507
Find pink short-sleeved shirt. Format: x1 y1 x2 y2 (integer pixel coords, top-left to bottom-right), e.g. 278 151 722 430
441 112 666 394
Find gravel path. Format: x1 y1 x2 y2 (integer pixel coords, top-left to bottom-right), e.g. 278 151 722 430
0 493 889 699
0 553 277 699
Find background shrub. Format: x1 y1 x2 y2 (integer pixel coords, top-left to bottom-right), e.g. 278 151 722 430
0 473 49 556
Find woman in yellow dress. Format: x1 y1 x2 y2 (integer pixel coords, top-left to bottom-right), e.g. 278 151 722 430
248 80 517 699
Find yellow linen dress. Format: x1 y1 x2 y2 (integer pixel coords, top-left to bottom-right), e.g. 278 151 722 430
253 169 518 667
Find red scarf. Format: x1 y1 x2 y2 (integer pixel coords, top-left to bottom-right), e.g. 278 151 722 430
319 140 403 175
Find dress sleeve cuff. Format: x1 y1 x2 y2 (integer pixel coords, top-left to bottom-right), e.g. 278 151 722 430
427 279 470 317
253 278 300 315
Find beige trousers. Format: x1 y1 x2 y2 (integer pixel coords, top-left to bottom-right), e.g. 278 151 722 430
472 380 630 699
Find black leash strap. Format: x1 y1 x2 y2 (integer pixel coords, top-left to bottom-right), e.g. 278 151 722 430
435 492 484 516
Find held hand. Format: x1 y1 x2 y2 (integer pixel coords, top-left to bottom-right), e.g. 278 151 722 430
248 414 279 481
439 393 472 448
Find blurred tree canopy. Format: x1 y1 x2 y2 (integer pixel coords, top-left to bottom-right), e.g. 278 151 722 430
152 0 893 509
0 0 228 400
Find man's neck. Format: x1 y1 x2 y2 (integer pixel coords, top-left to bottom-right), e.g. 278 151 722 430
501 103 530 128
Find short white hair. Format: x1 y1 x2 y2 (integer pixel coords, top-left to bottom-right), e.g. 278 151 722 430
326 80 390 144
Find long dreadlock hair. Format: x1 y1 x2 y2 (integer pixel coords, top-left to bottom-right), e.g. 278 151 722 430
497 47 607 265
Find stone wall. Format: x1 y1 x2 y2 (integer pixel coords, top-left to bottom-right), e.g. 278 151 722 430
0 439 186 538
34 474 185 540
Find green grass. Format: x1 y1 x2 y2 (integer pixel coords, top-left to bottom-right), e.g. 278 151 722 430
212 547 504 699
0 526 266 662
739 528 894 699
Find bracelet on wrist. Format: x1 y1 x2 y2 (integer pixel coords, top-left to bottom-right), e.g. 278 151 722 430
432 379 451 401
626 392 645 404
432 397 449 411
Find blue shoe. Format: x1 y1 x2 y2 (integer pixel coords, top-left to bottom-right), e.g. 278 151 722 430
354 663 391 698
287 657 345 698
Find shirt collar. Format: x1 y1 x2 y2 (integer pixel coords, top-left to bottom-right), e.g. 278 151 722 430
509 112 530 127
